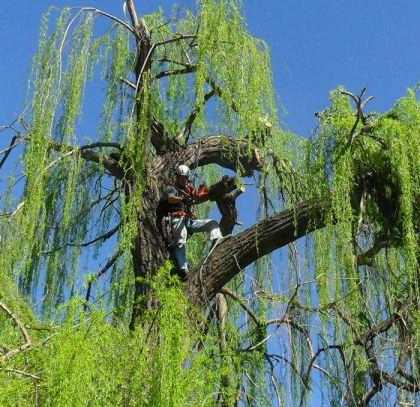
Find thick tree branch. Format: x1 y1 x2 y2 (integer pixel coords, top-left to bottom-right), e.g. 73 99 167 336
187 200 328 304
152 136 263 178
49 141 124 179
150 118 181 154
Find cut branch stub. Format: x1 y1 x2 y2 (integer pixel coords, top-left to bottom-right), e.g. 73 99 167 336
207 175 237 200
151 118 181 154
206 175 243 234
217 188 244 236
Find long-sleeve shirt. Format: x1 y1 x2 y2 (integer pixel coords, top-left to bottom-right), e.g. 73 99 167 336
158 182 210 219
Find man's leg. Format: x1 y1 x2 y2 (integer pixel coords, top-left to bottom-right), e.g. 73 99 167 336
170 217 189 278
188 219 223 242
171 244 188 277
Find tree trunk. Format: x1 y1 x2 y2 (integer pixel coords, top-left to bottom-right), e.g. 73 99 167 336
130 180 168 328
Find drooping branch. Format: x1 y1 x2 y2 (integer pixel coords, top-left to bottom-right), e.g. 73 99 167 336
182 86 217 144
220 287 260 327
85 249 122 308
154 34 197 48
187 200 328 304
45 223 121 255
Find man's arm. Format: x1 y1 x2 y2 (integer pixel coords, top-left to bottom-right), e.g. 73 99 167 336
165 185 184 204
191 184 210 203
167 195 184 204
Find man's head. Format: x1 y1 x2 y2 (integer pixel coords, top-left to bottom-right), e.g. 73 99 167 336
175 164 190 187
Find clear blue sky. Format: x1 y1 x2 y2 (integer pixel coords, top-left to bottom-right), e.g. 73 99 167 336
2 1 420 136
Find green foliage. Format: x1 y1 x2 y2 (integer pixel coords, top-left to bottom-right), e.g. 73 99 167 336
305 87 420 402
0 266 222 406
196 0 277 140
0 2 419 406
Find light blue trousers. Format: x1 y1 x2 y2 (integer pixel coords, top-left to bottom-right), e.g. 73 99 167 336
170 217 222 273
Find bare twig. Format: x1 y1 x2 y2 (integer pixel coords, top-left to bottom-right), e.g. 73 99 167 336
155 65 197 80
44 223 120 255
120 77 137 90
1 368 40 381
0 302 32 362
73 223 120 248
155 34 197 47
242 334 271 352
339 88 374 150
220 287 260 327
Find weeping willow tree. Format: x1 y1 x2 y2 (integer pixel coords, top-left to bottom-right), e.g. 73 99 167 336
0 1 419 406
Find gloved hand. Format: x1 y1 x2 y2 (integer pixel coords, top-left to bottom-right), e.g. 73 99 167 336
183 195 194 206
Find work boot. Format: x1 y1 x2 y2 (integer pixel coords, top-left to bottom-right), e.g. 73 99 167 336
175 267 188 281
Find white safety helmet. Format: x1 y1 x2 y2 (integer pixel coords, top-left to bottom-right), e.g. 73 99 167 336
176 164 190 177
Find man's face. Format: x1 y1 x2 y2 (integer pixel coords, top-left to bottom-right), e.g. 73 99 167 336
176 174 188 187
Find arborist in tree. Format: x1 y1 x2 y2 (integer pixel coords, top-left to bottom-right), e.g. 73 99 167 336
157 164 223 278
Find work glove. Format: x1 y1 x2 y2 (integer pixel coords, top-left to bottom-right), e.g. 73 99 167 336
183 195 194 206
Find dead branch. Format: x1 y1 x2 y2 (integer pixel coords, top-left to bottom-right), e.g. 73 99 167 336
340 88 374 149
125 0 140 33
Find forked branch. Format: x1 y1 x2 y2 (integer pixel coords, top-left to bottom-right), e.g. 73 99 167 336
340 88 374 148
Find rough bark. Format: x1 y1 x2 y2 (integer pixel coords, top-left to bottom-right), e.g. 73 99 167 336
152 135 264 178
130 184 168 328
187 200 328 305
